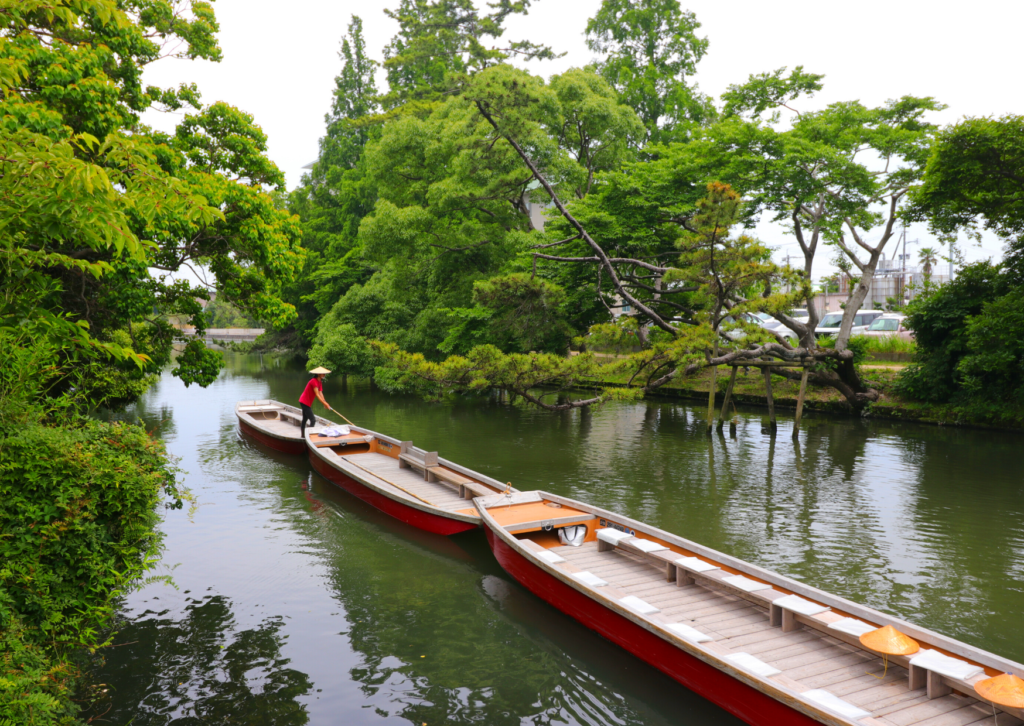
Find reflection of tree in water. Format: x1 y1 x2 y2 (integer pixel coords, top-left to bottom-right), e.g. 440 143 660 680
91 595 311 725
304 491 733 726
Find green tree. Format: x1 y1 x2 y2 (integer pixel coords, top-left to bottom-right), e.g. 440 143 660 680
381 0 556 109
680 74 943 405
896 260 1023 421
910 115 1024 260
548 67 645 198
918 246 939 286
285 15 379 347
585 0 713 143
2 0 303 403
898 116 1024 417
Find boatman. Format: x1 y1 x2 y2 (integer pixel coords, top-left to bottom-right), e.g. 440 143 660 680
299 366 333 438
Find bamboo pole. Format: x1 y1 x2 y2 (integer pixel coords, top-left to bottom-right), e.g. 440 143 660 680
717 366 738 432
763 368 777 430
793 367 810 439
341 456 436 507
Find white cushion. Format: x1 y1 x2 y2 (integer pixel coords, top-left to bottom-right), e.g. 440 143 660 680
596 528 634 545
536 550 565 564
774 594 830 616
630 539 669 553
675 556 719 573
909 649 984 680
724 652 780 678
827 618 876 637
619 595 659 615
666 623 712 643
723 575 773 593
571 571 608 587
801 689 871 720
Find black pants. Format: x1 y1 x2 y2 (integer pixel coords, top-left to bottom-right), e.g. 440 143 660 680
300 403 316 438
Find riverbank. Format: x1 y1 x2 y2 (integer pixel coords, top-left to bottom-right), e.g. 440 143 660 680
585 366 1024 431
0 418 179 724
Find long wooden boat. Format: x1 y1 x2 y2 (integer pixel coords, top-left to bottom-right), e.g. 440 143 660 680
235 399 334 455
306 427 513 536
477 490 1024 726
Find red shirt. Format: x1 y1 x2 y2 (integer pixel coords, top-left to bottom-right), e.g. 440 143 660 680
299 377 322 406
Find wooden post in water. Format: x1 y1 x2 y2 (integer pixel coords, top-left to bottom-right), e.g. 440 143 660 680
793 367 810 439
717 366 738 432
763 367 777 431
706 344 719 436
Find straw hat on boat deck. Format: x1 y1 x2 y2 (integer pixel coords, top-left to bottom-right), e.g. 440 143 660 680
859 625 920 656
308 367 331 375
975 673 1024 709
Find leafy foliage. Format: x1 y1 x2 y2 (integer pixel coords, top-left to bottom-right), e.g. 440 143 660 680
1 0 303 405
0 326 188 721
895 261 1013 404
585 0 713 142
381 0 557 109
910 115 1024 248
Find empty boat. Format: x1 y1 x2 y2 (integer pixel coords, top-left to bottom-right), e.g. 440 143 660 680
477 491 1024 726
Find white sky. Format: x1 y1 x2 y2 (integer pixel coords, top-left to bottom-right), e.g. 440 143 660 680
142 0 1019 282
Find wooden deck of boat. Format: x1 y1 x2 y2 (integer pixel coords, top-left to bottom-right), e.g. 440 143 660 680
332 452 480 513
551 541 1019 726
249 417 306 438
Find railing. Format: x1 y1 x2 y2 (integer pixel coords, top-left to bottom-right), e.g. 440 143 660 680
176 327 265 342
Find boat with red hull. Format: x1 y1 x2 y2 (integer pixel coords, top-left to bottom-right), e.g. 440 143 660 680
476 491 1024 726
306 427 512 536
235 400 334 454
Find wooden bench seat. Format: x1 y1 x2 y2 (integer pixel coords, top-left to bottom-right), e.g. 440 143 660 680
597 528 681 582
395 450 436 466
596 528 785 609
279 411 302 425
396 442 495 499
426 466 494 498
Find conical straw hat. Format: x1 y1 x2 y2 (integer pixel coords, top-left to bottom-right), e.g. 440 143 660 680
859 625 920 656
308 366 331 375
975 673 1024 709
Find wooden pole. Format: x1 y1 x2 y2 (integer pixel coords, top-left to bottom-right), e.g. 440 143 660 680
763 368 777 431
706 344 718 435
793 367 810 439
717 366 738 432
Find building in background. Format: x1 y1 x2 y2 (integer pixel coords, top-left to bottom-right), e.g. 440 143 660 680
814 255 950 315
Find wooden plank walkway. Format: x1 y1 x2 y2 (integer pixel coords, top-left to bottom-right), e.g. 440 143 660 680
553 541 1020 726
256 418 304 437
337 453 471 512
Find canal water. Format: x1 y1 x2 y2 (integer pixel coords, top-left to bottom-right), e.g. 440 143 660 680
91 353 1024 725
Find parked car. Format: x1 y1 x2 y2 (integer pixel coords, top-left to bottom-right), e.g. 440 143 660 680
723 313 800 344
814 310 884 338
785 308 810 325
853 314 914 341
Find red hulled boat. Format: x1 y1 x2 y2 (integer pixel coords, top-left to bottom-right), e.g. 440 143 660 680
306 426 512 536
235 399 334 455
476 490 1024 726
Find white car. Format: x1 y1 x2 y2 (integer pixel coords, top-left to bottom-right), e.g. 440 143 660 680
722 313 791 342
784 309 810 325
853 314 914 341
815 310 885 338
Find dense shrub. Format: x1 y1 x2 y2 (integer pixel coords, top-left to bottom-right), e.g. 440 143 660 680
0 419 179 724
957 288 1024 408
895 260 1024 423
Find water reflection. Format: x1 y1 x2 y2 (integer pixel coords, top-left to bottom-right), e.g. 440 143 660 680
93 595 312 725
93 352 1024 724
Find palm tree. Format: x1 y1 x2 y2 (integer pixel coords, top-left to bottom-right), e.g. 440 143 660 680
918 247 939 283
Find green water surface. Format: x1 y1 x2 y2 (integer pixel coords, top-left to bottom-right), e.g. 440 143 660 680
90 353 1024 725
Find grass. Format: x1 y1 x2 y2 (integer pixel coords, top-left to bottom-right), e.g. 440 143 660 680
861 335 916 355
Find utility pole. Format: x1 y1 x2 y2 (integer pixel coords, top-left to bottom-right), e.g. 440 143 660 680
900 226 906 303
